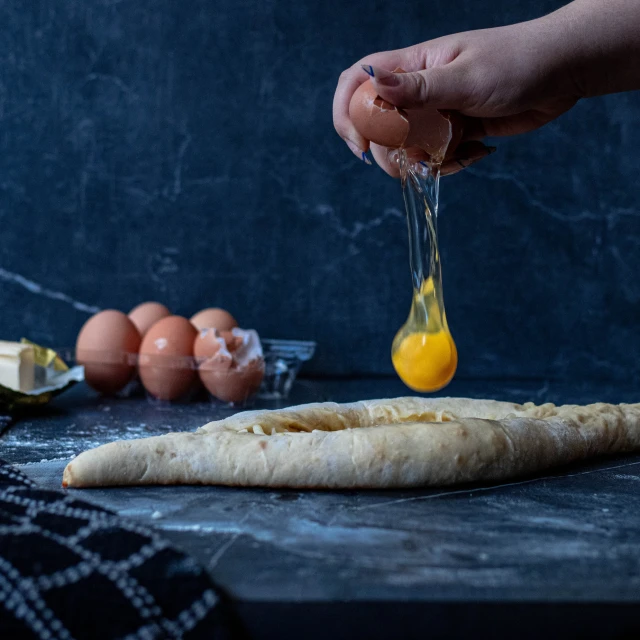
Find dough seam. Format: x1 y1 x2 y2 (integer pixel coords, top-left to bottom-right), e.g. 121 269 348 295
62 397 640 489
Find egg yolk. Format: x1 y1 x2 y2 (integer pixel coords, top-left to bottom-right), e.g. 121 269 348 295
392 276 457 392
392 329 457 393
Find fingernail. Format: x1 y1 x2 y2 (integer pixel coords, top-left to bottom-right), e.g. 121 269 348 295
345 139 370 164
368 66 400 87
361 64 375 77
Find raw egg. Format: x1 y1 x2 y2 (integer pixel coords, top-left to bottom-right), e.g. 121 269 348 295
392 329 457 392
128 302 171 337
138 316 198 401
76 310 141 394
195 328 264 404
191 308 238 332
391 274 458 392
349 79 460 393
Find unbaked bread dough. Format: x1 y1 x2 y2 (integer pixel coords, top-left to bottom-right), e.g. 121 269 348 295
62 397 640 489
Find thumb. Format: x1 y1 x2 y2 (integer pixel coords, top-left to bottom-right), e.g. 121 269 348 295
363 64 464 110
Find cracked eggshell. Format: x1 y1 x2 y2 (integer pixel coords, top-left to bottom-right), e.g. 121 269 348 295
197 328 265 404
219 329 245 352
194 328 229 362
202 359 265 404
349 80 410 149
404 108 462 162
138 315 198 401
76 310 141 395
349 76 462 162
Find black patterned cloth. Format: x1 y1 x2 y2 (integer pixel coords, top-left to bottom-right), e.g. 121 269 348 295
0 460 230 639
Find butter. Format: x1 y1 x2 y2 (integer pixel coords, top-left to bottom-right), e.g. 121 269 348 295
0 341 35 392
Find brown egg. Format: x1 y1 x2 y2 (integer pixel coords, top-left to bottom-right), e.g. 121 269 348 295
128 302 171 337
200 359 265 404
197 328 264 404
349 80 410 149
349 75 462 162
138 316 197 401
190 308 238 332
76 310 141 395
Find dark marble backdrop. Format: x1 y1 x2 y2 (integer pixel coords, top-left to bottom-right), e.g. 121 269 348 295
0 0 638 379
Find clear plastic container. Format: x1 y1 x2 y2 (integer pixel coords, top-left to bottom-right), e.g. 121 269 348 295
258 339 316 399
58 338 316 405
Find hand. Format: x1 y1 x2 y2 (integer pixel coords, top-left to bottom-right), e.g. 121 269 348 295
333 17 581 177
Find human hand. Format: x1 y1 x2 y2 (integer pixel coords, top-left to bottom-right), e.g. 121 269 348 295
334 17 581 177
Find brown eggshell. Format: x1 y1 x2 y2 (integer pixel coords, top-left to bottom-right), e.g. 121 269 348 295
441 111 465 161
403 110 452 162
196 328 264 404
199 359 265 404
190 308 238 332
76 310 141 395
349 76 460 162
138 315 197 401
349 80 409 149
128 302 171 337
193 328 226 360
219 330 244 352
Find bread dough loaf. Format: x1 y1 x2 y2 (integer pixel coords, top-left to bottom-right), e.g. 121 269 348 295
62 397 640 489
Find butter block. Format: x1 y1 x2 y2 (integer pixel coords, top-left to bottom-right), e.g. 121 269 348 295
0 341 35 392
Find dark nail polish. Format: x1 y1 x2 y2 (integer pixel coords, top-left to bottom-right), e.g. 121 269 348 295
362 151 372 165
361 65 375 78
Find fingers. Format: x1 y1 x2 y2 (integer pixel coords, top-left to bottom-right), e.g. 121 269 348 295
440 141 496 176
458 116 487 143
369 144 433 178
367 63 469 110
479 102 577 138
369 144 398 178
368 142 494 179
460 99 577 142
369 144 400 178
333 50 410 161
333 66 372 157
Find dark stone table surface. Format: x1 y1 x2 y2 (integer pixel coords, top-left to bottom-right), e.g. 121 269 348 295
2 378 640 640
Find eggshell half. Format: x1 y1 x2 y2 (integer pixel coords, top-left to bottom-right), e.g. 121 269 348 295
197 328 264 404
200 359 265 404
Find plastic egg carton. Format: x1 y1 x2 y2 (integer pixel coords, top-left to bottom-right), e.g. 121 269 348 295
57 339 316 406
